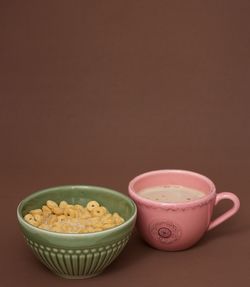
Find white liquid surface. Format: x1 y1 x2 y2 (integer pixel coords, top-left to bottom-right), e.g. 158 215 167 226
138 185 205 203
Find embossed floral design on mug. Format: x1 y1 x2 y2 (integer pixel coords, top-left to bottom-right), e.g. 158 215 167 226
128 170 240 251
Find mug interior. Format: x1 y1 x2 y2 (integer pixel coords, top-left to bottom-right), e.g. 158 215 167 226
129 170 215 197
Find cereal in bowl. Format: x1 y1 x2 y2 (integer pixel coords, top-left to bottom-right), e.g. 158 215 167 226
24 200 125 233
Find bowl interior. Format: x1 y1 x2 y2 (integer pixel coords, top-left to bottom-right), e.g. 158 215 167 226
18 185 136 222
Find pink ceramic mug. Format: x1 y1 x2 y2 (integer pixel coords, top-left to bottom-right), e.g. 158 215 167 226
128 170 240 251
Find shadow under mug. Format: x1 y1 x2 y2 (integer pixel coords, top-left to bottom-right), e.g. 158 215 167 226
128 170 240 251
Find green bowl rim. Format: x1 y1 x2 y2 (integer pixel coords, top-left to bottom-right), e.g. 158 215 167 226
17 185 137 237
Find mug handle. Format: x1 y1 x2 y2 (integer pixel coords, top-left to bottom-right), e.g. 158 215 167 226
208 192 240 231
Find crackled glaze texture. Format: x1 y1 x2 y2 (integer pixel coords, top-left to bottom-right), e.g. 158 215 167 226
17 185 137 278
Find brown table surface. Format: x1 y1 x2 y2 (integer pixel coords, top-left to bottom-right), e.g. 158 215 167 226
1 1 250 286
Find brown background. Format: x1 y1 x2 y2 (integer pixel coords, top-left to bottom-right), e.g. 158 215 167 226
1 0 250 286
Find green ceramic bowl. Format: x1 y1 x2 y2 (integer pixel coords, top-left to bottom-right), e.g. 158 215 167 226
17 185 137 279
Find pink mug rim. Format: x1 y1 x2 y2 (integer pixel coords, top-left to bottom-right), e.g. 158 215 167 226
128 169 216 209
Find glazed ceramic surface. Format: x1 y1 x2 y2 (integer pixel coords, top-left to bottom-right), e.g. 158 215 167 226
129 170 240 251
17 185 137 279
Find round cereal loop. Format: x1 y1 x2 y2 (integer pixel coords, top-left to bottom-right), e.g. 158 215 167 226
64 208 77 217
27 217 38 226
112 212 125 225
30 220 39 227
86 201 100 211
30 209 42 215
42 205 52 215
68 208 77 218
24 214 34 223
63 208 71 217
46 200 58 210
59 201 68 209
91 206 106 217
52 207 64 215
112 212 119 218
34 214 43 224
